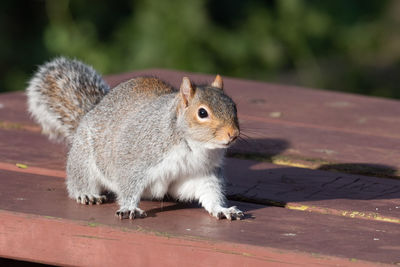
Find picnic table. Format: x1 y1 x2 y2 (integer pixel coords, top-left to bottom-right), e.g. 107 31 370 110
0 69 399 266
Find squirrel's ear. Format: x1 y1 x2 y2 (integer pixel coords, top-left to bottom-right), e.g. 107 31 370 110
211 74 223 90
180 77 195 107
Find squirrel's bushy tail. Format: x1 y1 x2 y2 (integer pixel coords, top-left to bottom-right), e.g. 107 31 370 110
26 57 110 144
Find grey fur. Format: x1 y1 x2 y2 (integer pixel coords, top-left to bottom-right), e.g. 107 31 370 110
26 57 110 144
26 58 244 220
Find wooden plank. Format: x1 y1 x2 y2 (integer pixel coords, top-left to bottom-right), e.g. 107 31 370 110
0 92 34 124
232 118 400 177
225 158 400 223
0 171 399 265
0 128 66 170
1 211 386 267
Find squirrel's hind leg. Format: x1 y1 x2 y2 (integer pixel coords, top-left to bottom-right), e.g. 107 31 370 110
66 143 107 205
115 172 148 220
66 168 107 205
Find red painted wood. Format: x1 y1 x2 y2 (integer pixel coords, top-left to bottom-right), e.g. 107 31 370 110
1 211 385 267
225 158 400 220
0 129 66 170
1 171 399 265
1 69 400 265
1 128 399 222
0 92 33 124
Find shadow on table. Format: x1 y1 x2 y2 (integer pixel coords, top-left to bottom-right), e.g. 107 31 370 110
223 138 399 215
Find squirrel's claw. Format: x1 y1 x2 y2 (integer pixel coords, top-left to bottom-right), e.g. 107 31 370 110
214 206 244 221
76 194 107 205
116 207 147 220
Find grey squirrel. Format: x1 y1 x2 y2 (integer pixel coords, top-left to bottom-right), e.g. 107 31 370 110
26 57 244 220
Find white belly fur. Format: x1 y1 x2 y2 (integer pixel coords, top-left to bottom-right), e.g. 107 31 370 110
142 140 224 199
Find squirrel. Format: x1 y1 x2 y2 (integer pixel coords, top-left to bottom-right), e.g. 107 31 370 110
26 57 244 220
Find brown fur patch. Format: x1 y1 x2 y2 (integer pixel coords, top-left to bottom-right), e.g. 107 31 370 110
132 77 175 97
44 74 83 132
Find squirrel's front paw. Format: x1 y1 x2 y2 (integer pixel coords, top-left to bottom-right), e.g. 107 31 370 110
115 207 147 220
213 206 244 221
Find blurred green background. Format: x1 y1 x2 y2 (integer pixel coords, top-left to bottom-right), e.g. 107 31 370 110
1 0 400 99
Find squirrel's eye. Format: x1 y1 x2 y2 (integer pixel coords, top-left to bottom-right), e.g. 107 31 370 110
198 108 208 119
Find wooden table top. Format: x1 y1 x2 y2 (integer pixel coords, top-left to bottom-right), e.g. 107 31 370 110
0 69 399 266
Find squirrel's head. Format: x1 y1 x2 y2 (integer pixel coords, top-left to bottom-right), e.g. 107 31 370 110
178 75 239 149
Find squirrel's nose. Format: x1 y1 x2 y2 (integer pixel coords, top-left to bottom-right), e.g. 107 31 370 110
227 128 239 143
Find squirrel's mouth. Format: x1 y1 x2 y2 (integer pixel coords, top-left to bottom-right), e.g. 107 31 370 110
203 135 239 149
216 139 237 149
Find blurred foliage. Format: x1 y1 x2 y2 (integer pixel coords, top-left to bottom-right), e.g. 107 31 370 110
1 0 400 99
